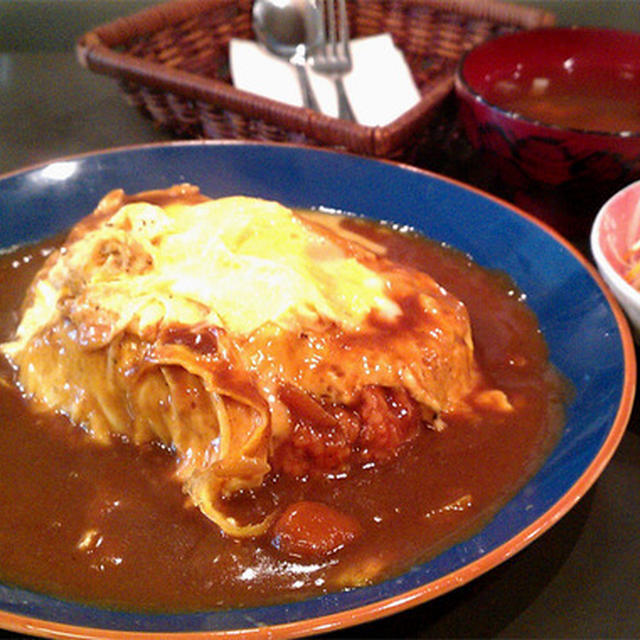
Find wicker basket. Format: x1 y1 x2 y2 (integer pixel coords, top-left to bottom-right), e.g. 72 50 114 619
76 0 554 158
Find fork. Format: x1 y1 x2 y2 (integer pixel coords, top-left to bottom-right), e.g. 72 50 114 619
310 0 357 121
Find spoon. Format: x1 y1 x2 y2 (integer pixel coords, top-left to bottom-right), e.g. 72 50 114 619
252 0 322 112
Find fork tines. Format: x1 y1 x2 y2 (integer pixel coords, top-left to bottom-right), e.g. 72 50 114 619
316 0 351 71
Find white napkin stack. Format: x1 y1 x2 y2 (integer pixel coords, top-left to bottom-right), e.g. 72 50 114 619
229 33 421 127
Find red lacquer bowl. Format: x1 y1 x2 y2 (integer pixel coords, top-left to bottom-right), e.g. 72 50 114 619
454 27 640 204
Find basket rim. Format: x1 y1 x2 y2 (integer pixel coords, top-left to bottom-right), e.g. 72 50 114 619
76 0 555 156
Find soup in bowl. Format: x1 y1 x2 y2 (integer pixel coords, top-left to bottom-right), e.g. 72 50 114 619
454 27 640 202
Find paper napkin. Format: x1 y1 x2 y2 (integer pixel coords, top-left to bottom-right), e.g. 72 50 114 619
229 33 421 127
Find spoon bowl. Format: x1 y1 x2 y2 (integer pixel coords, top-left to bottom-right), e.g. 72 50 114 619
252 0 321 111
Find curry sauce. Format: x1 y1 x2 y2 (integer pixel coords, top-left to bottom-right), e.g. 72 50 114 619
0 215 568 612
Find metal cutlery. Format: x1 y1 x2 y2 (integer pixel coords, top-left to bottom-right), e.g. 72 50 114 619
252 0 321 112
310 0 356 121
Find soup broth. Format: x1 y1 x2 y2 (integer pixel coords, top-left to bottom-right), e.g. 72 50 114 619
485 67 640 133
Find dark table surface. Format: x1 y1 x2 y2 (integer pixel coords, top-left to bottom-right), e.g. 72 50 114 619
1 5 640 639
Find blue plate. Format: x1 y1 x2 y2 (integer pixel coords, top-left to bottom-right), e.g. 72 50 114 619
0 141 634 638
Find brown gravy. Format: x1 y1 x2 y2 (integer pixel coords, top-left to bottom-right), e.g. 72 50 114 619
0 216 567 612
